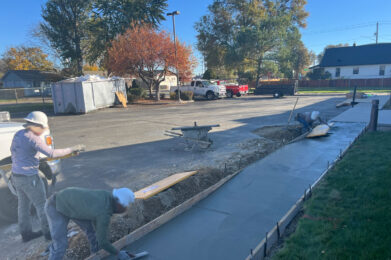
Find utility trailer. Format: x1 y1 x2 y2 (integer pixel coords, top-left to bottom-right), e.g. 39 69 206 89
254 80 298 98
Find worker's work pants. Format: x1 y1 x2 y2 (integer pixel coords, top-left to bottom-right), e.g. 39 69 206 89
45 195 98 260
11 174 50 236
297 117 311 132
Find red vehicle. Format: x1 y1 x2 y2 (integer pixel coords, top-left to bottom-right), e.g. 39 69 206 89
215 80 249 98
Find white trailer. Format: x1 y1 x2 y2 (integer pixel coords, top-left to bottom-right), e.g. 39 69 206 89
51 76 126 114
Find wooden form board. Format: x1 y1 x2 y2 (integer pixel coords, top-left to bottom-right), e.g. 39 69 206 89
86 169 241 260
134 171 197 200
115 92 127 108
0 164 12 172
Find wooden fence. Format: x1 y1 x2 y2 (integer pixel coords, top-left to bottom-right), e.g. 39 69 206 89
298 78 391 89
249 78 391 89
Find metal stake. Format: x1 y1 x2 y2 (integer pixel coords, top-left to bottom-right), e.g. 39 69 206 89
264 232 268 257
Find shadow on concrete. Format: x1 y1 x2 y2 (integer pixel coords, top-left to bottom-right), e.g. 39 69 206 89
56 97 348 192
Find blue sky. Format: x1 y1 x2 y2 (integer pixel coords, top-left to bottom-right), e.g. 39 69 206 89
1 0 391 74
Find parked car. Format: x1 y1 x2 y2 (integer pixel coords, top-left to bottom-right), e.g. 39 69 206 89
254 80 298 98
215 80 249 98
0 113 61 223
171 80 226 100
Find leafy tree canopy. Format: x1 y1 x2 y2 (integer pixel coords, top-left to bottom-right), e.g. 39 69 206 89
196 0 309 83
3 46 54 71
41 0 168 76
108 25 197 101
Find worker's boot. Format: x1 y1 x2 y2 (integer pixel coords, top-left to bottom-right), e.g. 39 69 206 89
21 231 43 242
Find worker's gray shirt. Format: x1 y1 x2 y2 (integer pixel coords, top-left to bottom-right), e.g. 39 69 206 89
11 129 71 176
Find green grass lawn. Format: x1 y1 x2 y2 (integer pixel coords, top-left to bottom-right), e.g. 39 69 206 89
0 103 53 114
273 131 391 260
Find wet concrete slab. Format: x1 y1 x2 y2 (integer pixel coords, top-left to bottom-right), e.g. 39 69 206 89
332 95 390 124
117 122 365 260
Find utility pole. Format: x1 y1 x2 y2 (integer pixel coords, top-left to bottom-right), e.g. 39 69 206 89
167 11 180 101
375 22 379 44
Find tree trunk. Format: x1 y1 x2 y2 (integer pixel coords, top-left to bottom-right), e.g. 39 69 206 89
255 57 263 89
148 82 153 99
74 25 83 76
155 81 160 101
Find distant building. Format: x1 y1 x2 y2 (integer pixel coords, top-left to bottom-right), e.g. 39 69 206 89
132 70 177 95
313 43 391 79
1 70 64 96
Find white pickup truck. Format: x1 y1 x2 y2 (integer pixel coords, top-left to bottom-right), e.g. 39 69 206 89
171 80 226 100
0 112 61 223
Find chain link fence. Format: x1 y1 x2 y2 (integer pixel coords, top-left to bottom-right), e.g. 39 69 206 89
0 87 53 104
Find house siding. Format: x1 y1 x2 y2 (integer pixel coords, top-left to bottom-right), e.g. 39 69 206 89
325 64 391 79
2 72 54 96
2 72 30 88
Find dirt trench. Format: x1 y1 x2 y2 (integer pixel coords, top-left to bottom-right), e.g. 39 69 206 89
28 124 302 260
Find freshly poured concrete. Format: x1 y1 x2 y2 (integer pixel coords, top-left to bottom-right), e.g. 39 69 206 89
115 122 365 260
332 95 390 124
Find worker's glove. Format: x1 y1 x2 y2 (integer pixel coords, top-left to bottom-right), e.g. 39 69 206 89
70 144 86 153
117 250 132 260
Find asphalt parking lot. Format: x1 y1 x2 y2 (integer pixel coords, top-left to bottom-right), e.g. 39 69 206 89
44 94 348 191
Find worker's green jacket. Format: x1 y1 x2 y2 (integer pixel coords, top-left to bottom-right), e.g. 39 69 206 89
55 187 118 255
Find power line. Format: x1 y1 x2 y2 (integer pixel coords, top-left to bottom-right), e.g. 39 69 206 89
302 21 391 35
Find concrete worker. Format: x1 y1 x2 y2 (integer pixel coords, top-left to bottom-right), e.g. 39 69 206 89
11 111 84 242
295 111 323 132
45 187 135 260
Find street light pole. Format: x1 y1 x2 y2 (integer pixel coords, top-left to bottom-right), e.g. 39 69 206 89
167 10 180 101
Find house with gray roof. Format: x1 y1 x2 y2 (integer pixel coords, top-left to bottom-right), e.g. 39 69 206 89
1 70 64 96
315 43 391 79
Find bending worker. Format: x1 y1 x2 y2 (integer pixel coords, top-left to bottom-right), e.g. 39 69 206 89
295 111 324 132
45 187 135 260
11 111 84 242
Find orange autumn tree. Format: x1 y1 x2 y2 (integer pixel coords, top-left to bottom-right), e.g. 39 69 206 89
108 25 197 100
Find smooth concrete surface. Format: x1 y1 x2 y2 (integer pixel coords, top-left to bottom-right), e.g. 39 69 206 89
379 110 391 126
115 122 365 260
332 95 390 124
42 95 348 191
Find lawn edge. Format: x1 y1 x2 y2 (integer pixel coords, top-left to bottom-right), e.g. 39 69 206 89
244 125 367 260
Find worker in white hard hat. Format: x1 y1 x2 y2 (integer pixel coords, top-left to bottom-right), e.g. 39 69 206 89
10 111 85 242
45 187 136 260
295 111 324 132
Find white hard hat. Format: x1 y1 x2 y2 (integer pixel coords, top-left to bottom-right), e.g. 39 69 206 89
24 111 49 128
113 188 135 207
311 111 320 121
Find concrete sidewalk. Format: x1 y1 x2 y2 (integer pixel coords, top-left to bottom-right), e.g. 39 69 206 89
332 95 391 125
117 122 365 260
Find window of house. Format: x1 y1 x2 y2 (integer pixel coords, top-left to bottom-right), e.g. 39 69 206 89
335 68 341 77
380 65 385 76
353 67 359 75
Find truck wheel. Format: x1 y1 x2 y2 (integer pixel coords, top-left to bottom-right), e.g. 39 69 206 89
236 92 241 97
226 91 233 98
273 92 283 98
206 91 215 100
